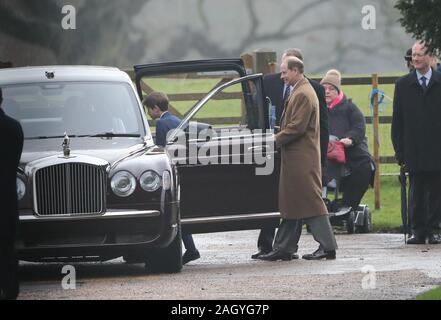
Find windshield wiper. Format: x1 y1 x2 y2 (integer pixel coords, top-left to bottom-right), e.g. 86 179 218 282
26 135 66 140
85 132 141 138
26 133 141 140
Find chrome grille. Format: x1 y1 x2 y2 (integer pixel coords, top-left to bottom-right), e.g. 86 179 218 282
35 163 106 216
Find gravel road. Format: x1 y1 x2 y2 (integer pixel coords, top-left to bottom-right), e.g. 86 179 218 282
18 231 441 300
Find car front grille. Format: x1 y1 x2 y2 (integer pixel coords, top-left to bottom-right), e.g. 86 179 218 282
35 163 106 216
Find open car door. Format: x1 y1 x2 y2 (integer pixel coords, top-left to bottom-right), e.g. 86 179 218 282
134 59 280 233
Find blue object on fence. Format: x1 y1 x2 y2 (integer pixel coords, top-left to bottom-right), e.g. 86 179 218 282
369 89 391 112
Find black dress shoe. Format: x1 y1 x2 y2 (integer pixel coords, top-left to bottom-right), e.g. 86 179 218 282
406 235 426 245
428 234 441 244
251 250 271 259
182 250 200 265
302 249 336 260
259 250 294 261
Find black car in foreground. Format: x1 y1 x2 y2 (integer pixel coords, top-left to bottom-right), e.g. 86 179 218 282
0 60 280 273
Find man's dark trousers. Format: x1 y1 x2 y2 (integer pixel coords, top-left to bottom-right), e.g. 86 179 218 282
409 172 441 237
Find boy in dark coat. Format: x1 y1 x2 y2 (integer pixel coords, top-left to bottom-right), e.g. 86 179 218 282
143 92 200 264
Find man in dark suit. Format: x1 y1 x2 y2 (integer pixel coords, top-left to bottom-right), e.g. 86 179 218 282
252 48 329 259
392 41 441 245
143 92 200 264
0 87 24 299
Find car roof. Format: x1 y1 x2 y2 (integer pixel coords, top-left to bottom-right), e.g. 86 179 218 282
0 65 132 86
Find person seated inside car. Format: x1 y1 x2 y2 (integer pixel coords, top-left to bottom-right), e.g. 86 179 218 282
321 69 374 212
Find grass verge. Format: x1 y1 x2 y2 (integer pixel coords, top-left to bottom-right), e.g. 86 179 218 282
362 175 403 232
416 286 441 300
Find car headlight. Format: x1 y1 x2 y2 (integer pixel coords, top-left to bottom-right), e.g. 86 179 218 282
111 171 136 197
140 170 161 192
16 177 26 200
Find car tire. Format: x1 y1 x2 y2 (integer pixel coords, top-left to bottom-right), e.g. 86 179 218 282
346 211 355 234
356 207 372 234
146 223 183 274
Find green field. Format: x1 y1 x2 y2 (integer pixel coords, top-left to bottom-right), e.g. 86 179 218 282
363 176 403 232
141 73 404 231
417 286 441 300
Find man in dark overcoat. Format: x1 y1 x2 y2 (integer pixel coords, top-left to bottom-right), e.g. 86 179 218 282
392 41 441 244
0 87 24 299
252 48 329 259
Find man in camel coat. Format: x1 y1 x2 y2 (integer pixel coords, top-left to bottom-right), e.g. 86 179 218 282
259 57 337 261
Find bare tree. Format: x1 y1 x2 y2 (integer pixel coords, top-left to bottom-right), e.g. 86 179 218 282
158 0 337 62
151 0 402 73
0 0 149 66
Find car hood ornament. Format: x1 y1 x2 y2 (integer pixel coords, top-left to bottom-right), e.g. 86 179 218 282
62 132 71 157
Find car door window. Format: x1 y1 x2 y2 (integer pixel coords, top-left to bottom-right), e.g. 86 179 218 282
138 70 243 127
190 82 243 129
171 74 267 139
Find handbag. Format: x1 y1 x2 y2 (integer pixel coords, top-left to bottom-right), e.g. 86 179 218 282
327 140 346 164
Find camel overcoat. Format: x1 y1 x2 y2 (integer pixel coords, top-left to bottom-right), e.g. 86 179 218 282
275 78 327 219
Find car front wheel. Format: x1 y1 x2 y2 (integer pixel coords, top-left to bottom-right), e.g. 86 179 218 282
146 224 183 273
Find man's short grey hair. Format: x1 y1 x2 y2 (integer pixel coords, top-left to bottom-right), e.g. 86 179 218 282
413 40 434 56
283 48 304 61
285 56 304 74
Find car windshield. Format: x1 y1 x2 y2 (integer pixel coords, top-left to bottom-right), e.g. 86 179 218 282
2 82 146 139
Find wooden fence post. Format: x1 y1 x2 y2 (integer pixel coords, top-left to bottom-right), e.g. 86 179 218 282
372 74 381 210
253 49 277 75
241 52 254 74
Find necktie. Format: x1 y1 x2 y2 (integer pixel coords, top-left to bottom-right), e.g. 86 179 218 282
279 86 291 125
421 76 427 92
283 86 291 104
